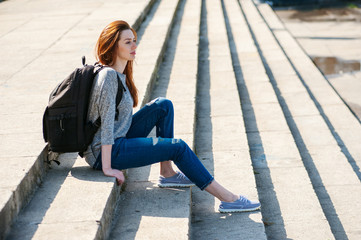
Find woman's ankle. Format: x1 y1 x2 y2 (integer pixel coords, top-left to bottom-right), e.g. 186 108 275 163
160 161 176 178
160 171 177 178
205 180 239 202
223 194 239 203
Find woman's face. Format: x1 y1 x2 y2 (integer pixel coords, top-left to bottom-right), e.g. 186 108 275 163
115 29 137 62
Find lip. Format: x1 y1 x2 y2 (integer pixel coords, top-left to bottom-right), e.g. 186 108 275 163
130 51 136 55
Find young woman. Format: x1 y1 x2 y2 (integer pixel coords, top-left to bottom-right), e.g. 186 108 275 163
83 20 260 213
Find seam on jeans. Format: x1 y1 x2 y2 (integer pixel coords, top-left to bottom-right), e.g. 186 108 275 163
200 176 214 191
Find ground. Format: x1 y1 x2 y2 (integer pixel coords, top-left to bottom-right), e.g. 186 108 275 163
275 4 361 120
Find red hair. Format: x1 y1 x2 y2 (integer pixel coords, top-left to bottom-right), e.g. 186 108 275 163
95 20 138 107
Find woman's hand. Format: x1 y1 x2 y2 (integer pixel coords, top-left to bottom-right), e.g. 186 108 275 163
103 168 125 186
101 145 124 185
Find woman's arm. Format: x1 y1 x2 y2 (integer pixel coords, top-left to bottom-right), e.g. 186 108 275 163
96 70 124 185
101 144 125 185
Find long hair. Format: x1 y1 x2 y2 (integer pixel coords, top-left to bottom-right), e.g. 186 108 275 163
95 20 138 107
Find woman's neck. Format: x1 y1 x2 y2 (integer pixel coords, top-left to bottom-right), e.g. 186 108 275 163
110 59 127 74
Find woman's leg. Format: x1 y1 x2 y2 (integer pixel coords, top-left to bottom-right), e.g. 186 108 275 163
116 98 260 210
126 97 174 139
126 97 176 177
94 137 260 211
96 136 213 190
204 180 238 202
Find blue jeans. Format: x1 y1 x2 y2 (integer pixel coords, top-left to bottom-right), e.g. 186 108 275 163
94 97 214 190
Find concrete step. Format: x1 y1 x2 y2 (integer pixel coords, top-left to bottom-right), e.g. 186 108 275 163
228 0 334 239
132 0 180 111
2 0 158 239
6 154 122 240
242 0 361 239
108 0 196 238
0 0 125 235
2 0 360 239
255 3 361 239
256 2 361 174
190 0 266 239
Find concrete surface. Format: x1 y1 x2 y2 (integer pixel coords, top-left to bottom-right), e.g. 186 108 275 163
232 0 334 238
1 0 360 239
274 6 361 121
7 153 120 240
109 0 193 238
328 71 361 121
253 1 361 239
190 1 265 239
0 0 155 239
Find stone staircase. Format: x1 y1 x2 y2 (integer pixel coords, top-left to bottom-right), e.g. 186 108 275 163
1 0 360 239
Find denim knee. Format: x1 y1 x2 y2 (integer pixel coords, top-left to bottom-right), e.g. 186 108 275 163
156 97 173 114
170 138 214 190
172 138 189 161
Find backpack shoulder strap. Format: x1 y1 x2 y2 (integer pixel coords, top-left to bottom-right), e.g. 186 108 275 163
115 74 126 120
93 72 125 126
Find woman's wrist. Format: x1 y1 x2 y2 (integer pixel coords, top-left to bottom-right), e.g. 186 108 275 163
101 144 113 175
102 167 113 175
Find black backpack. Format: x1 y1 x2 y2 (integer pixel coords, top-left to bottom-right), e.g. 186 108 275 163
43 57 125 158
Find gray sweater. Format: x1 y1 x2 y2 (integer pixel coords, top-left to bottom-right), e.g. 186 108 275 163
84 67 133 167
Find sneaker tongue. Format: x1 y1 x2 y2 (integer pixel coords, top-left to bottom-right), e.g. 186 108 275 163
176 172 184 179
239 196 250 204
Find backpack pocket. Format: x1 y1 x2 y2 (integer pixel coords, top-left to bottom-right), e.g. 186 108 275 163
46 106 78 152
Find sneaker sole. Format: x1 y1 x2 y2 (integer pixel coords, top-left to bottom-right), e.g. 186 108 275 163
218 205 261 213
158 183 195 188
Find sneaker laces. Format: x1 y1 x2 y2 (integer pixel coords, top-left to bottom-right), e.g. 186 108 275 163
238 195 251 204
176 172 187 180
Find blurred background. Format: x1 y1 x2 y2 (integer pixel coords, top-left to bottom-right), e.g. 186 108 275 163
263 0 361 120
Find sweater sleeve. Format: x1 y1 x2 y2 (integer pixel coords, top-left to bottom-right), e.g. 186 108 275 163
97 69 118 146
